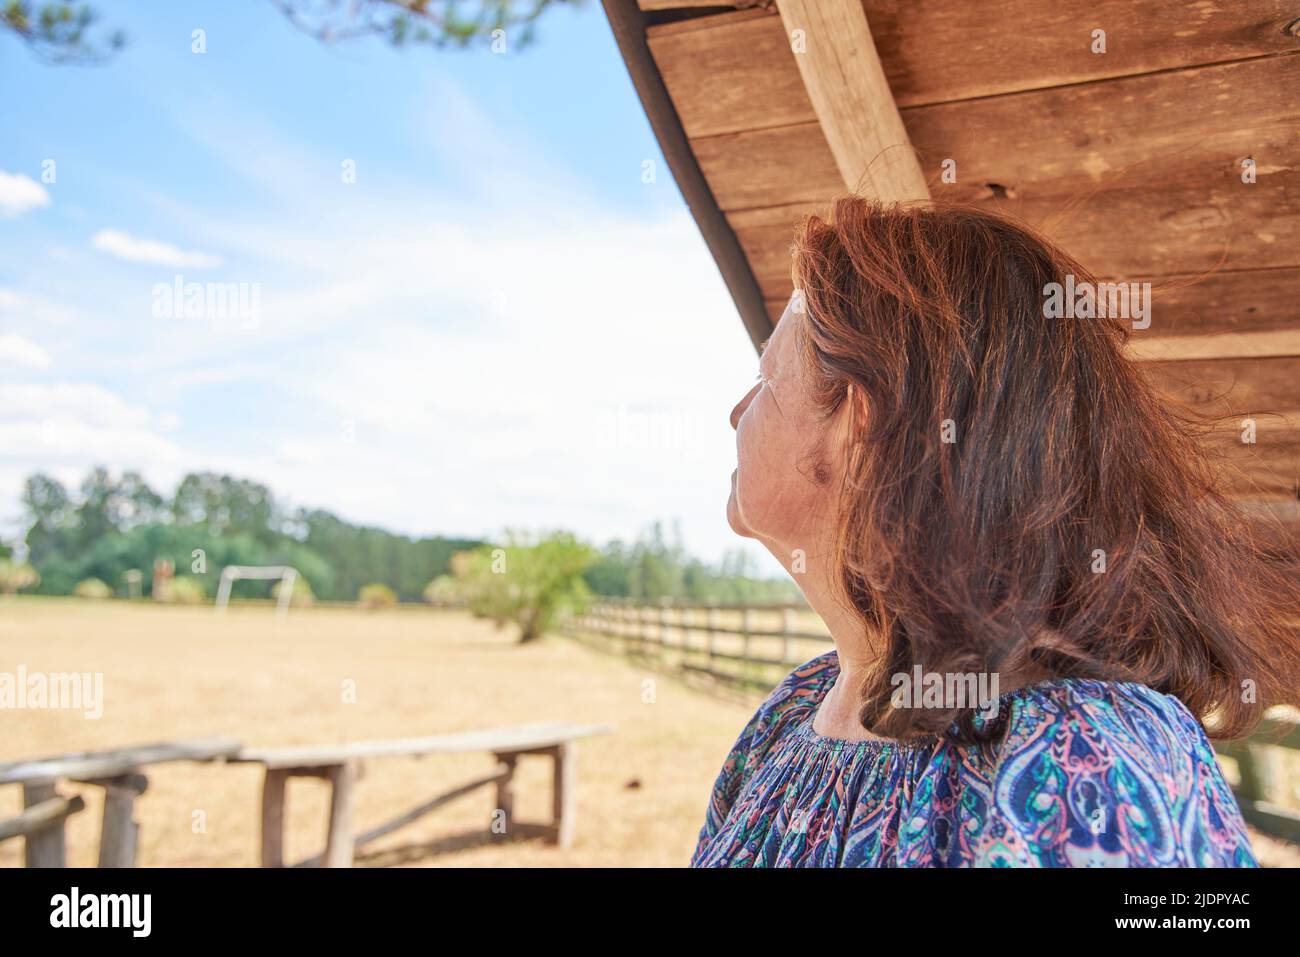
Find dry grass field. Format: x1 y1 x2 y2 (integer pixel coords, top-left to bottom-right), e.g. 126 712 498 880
0 598 752 867
2 597 1297 867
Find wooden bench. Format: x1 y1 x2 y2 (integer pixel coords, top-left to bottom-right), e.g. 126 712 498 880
0 738 241 867
230 722 613 867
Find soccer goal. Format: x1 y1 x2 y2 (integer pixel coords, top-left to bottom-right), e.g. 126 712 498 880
214 565 301 617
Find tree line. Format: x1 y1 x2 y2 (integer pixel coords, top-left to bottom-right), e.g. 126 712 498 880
4 468 801 607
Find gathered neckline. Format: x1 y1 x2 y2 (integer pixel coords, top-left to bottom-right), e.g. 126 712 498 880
792 652 1160 752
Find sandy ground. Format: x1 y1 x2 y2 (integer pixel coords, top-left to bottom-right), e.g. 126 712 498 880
1 598 1296 867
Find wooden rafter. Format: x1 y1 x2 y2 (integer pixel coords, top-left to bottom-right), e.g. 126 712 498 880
774 0 930 202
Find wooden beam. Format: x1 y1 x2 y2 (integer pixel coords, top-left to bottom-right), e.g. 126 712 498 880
232 722 614 769
0 737 240 787
20 783 70 866
602 0 773 352
0 794 84 844
97 773 147 868
775 0 929 200
321 761 357 868
1129 329 1300 363
648 4 1300 133
260 768 288 868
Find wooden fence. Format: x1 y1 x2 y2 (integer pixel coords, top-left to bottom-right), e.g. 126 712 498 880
565 598 832 690
564 598 1300 842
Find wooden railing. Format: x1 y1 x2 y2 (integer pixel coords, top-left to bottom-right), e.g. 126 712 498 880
1213 718 1300 842
565 598 1300 842
565 598 831 689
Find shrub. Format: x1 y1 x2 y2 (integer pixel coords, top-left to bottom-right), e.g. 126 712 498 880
358 583 397 609
421 574 462 607
272 576 315 607
452 532 596 643
160 576 207 605
0 560 40 596
74 578 113 600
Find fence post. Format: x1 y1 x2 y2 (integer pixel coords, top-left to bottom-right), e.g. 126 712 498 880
741 607 753 685
659 597 671 654
781 607 794 665
706 604 718 677
681 607 693 669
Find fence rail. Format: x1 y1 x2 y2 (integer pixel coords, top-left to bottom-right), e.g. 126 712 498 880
564 598 1300 842
565 598 831 690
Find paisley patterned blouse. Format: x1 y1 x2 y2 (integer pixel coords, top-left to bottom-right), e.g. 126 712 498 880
691 651 1255 867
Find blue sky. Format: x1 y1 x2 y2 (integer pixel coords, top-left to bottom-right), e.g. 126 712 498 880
0 1 781 571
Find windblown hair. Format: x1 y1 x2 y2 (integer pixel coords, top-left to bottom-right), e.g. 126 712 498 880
792 197 1300 744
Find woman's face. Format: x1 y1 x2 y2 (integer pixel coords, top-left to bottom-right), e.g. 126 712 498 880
727 298 846 561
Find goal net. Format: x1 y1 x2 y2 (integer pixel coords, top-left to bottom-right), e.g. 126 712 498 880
214 565 301 616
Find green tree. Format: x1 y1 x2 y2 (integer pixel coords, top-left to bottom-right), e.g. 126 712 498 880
21 472 73 565
3 0 578 63
457 531 596 643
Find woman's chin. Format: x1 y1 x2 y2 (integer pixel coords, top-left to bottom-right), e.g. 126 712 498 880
725 487 752 539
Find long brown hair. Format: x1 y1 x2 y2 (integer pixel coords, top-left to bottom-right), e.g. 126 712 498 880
792 197 1300 743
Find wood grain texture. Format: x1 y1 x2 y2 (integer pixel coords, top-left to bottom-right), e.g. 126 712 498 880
648 2 1300 136
775 0 930 199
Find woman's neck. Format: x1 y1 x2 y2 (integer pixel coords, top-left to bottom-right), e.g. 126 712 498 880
772 536 891 742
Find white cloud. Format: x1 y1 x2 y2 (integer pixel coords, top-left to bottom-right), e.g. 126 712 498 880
0 382 160 431
91 229 222 268
0 82 782 571
0 334 51 369
0 171 51 218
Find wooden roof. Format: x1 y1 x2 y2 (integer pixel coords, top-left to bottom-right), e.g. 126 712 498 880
605 0 1300 521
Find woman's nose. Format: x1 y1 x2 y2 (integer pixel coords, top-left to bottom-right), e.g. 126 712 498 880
730 381 761 430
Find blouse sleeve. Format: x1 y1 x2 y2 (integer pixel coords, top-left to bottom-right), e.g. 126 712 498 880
691 654 836 861
972 680 1256 867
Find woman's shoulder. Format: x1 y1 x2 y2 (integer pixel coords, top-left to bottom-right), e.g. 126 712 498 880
966 677 1255 866
729 650 839 762
692 651 839 848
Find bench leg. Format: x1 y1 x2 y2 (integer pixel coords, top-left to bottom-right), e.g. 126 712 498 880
551 742 575 848
491 754 517 841
22 782 66 868
261 769 288 868
98 774 147 868
322 762 356 868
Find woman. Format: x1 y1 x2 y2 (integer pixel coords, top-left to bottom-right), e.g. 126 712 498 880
692 198 1300 868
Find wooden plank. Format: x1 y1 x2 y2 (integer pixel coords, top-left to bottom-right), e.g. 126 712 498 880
605 0 772 351
20 782 66 867
551 742 576 848
696 54 1300 281
695 126 839 213
321 761 357 868
1131 330 1300 363
754 256 1300 361
0 737 240 786
0 794 84 843
648 3 1300 137
1132 268 1300 341
1145 357 1300 418
233 722 614 769
294 766 512 867
491 754 518 842
260 768 288 868
360 766 509 851
774 0 928 199
97 773 147 868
